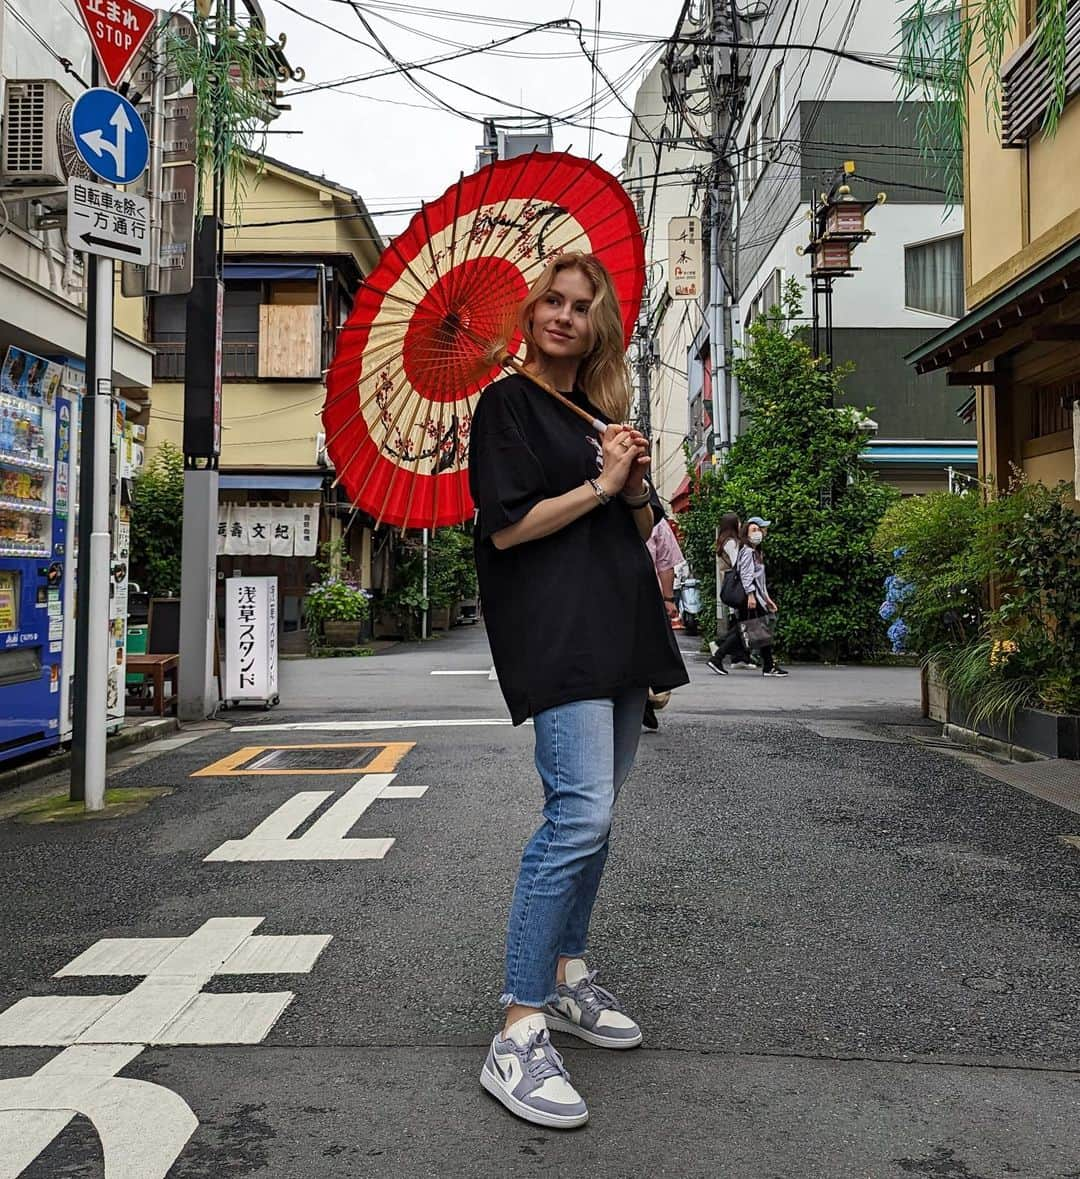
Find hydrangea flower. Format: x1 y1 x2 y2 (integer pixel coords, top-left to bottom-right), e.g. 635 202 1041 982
887 618 909 653
879 600 896 621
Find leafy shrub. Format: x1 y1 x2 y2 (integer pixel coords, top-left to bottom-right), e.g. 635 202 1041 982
879 475 1080 719
130 442 184 597
303 539 371 632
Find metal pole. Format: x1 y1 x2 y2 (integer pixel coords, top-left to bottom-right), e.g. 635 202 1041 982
69 203 98 804
421 528 429 641
70 55 113 811
78 256 115 811
709 203 729 453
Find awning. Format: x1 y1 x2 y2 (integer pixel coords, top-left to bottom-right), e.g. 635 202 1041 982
860 441 978 466
670 474 692 513
218 474 325 490
906 238 1080 374
223 263 320 281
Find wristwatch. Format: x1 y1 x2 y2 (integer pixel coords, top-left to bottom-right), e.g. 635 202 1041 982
663 596 676 603
587 477 612 505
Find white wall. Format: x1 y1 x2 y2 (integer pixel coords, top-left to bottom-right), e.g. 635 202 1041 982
739 203 964 332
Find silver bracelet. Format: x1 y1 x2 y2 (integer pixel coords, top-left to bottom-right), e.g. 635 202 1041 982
587 477 612 505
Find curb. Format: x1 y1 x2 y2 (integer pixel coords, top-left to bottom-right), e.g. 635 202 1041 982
942 722 1046 765
0 716 181 795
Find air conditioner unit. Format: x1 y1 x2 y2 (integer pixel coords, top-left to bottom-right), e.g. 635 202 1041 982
2 79 91 186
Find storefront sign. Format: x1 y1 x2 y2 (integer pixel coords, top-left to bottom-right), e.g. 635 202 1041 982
225 576 278 704
668 216 702 300
218 504 319 558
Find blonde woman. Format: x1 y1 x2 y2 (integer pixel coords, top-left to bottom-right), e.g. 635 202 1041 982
469 252 688 1128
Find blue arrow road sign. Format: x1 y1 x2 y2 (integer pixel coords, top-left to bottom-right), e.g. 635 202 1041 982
70 88 149 186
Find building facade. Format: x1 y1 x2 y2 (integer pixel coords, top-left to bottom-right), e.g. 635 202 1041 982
730 0 975 493
908 0 1080 498
139 154 384 648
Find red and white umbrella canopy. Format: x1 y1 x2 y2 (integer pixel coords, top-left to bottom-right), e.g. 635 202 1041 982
322 151 644 530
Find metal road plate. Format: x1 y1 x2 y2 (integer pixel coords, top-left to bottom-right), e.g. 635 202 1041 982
244 747 384 772
68 177 150 266
121 163 196 296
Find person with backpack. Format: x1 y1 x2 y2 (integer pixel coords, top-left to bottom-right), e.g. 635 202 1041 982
707 513 753 675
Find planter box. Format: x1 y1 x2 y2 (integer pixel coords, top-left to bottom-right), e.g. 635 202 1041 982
946 696 1080 760
322 619 370 647
429 605 452 632
923 661 949 723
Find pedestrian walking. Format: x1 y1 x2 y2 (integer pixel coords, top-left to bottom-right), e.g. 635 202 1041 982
468 251 689 1129
643 517 684 730
735 517 787 677
707 512 754 675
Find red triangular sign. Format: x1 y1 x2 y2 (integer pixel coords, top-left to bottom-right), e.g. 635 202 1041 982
74 0 157 87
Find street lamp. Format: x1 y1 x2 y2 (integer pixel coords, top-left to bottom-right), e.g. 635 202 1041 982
796 161 886 367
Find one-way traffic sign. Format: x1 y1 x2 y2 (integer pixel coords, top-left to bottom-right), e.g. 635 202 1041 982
68 178 150 266
71 88 149 186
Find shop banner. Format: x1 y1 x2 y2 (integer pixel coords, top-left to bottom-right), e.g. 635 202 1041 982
223 504 249 555
270 506 296 556
295 504 319 556
225 576 278 704
217 503 319 557
247 504 271 556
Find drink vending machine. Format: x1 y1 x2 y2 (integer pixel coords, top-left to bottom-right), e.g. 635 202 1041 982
0 347 75 763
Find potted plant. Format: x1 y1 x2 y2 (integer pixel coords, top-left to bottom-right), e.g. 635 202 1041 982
303 541 372 649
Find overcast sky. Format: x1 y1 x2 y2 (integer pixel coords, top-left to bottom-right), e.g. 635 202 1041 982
259 0 686 237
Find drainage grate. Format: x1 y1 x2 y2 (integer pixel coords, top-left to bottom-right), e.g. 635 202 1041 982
243 746 383 772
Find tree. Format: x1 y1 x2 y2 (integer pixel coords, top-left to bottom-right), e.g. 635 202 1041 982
679 282 897 660
130 443 185 598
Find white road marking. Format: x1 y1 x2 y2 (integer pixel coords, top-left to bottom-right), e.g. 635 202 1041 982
488 666 498 680
0 918 329 1179
430 670 490 676
232 718 522 732
204 774 430 862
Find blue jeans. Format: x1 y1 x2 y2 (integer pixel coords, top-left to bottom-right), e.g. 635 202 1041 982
501 688 648 1008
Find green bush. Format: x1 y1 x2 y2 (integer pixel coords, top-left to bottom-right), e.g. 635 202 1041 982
130 442 184 597
679 281 897 659
303 539 371 632
879 475 1080 720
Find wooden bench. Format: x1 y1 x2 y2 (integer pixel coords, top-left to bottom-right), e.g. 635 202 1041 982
125 653 179 716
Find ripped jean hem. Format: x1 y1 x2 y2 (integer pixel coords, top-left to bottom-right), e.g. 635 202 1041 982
499 989 559 1010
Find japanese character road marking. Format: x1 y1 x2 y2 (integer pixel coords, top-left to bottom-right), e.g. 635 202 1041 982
0 917 329 1179
204 772 429 862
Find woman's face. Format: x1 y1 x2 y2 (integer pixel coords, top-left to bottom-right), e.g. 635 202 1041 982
530 267 595 363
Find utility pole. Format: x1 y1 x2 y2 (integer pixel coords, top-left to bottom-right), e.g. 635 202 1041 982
707 0 745 462
631 188 652 440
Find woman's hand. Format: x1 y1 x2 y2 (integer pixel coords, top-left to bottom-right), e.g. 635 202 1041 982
598 424 647 495
747 593 758 611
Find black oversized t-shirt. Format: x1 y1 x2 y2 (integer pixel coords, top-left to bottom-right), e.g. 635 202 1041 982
468 373 689 725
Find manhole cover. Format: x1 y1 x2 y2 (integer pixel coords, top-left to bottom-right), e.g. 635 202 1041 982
244 747 382 771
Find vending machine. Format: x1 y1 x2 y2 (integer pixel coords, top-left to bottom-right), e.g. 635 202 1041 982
0 346 72 764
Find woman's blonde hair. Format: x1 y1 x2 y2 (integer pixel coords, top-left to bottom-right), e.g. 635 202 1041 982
518 252 632 422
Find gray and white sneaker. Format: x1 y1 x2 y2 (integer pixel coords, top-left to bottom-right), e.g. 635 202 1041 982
480 1012 588 1129
544 959 643 1049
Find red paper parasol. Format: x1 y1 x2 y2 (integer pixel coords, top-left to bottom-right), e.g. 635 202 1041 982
322 151 644 530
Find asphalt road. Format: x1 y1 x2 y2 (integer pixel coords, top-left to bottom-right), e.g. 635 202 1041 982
2 626 1079 1178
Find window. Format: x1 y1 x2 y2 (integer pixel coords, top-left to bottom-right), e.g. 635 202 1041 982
742 66 783 200
904 235 964 318
746 268 783 329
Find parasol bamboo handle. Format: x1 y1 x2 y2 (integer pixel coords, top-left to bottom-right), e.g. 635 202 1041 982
500 355 606 435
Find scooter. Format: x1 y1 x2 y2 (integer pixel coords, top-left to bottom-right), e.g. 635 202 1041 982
678 576 702 635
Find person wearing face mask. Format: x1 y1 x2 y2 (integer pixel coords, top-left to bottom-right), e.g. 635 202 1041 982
734 516 787 677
